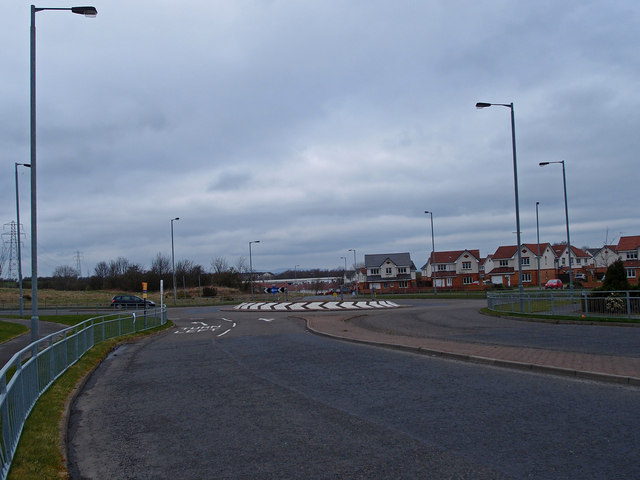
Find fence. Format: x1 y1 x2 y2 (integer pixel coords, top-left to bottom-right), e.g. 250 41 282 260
0 306 167 479
487 290 640 320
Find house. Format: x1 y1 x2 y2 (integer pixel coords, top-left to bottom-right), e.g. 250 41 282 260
363 253 417 293
421 249 481 289
485 243 557 287
550 244 595 282
616 235 640 283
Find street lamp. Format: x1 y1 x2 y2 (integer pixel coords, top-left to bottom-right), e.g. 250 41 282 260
348 249 357 296
340 256 347 300
536 202 541 289
15 163 31 317
476 102 524 309
425 211 437 295
30 4 97 343
249 240 260 300
540 160 573 294
171 217 179 304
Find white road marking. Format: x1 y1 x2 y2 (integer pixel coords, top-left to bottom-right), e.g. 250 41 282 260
258 318 274 322
218 329 231 337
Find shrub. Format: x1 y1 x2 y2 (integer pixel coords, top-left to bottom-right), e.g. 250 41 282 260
202 287 217 297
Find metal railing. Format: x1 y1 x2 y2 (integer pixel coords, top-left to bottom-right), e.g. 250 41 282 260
487 290 640 320
0 306 167 479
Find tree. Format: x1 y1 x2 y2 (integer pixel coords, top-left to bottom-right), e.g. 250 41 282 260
51 265 80 290
602 259 630 291
151 253 171 276
211 257 230 274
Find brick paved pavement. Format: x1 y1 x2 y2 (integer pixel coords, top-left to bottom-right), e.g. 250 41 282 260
303 314 640 387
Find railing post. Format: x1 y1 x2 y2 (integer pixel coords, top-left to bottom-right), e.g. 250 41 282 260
626 291 631 320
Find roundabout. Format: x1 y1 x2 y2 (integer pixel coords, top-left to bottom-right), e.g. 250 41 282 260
233 300 400 311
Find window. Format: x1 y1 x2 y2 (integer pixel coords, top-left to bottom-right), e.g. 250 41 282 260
446 278 453 287
398 267 407 274
576 258 582 264
463 277 473 285
370 268 379 275
521 273 531 283
438 264 447 271
462 262 471 270
627 252 638 260
626 268 636 278
499 260 509 267
521 257 530 266
399 281 408 288
385 267 393 275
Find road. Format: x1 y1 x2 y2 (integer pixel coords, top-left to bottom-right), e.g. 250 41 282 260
67 303 640 479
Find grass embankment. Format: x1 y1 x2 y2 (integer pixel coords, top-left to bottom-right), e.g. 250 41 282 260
4 315 172 480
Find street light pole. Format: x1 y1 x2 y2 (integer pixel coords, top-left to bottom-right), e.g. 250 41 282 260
249 240 260 300
30 4 97 343
348 249 357 296
340 256 347 300
540 160 573 294
171 217 179 304
536 201 541 289
425 211 437 295
476 102 524 310
15 163 31 317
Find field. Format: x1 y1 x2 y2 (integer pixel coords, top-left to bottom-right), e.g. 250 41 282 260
0 286 251 310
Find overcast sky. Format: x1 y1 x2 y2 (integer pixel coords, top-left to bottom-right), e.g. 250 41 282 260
2 1 639 277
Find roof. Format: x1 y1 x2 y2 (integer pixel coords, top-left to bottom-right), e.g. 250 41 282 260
617 235 640 252
365 253 413 269
491 245 518 260
489 266 515 275
551 244 591 258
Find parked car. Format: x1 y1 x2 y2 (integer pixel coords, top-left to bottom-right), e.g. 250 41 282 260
544 279 563 289
111 295 155 309
575 273 586 281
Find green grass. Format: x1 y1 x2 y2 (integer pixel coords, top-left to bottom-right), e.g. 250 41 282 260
6 321 172 479
481 307 640 324
0 321 29 344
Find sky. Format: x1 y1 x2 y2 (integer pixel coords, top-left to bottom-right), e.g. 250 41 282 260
1 1 640 278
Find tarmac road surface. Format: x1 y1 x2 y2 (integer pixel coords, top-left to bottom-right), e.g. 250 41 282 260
67 303 640 479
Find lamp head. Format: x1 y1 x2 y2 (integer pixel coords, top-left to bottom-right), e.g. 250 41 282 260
539 162 549 166
71 6 97 17
475 102 492 109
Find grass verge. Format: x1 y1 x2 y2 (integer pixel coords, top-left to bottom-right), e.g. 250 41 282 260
481 307 640 324
0 321 29 344
7 321 172 480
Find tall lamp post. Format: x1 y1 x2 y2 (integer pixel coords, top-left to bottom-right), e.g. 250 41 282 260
348 248 357 296
170 217 179 304
540 161 573 294
536 202 541 289
476 102 524 309
15 163 31 317
425 211 437 295
249 240 260 300
340 256 347 300
30 4 97 342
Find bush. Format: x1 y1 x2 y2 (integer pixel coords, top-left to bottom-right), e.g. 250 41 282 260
202 287 217 297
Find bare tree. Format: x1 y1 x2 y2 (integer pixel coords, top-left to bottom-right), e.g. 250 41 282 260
211 256 230 274
151 253 172 275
